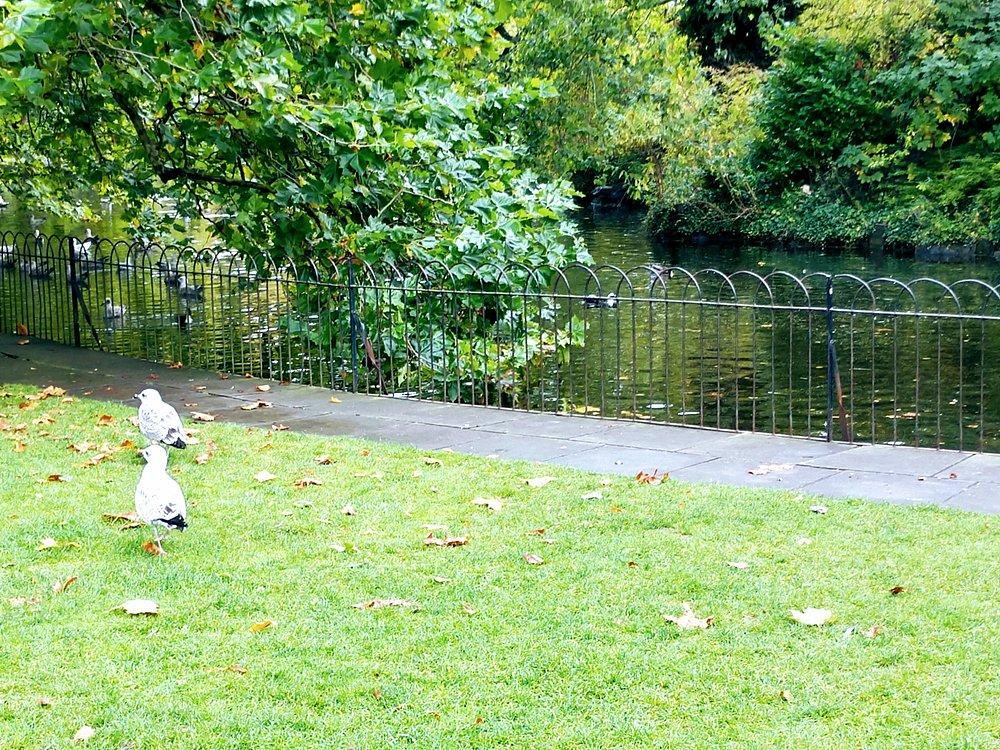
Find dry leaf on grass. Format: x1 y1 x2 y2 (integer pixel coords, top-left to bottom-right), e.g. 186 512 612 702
472 497 502 512
270 423 290 431
423 456 443 466
69 441 92 454
13 440 26 452
46 473 70 482
141 540 166 557
191 411 216 422
727 561 750 570
195 452 212 465
581 490 603 500
462 603 477 615
329 396 342 403
293 477 323 488
168 362 184 369
747 463 793 476
431 576 451 584
889 585 906 595
102 511 143 530
780 690 793 702
10 596 39 607
96 414 115 426
635 470 667 485
809 504 828 515
240 400 272 411
523 553 544 565
525 476 555 488
73 725 95 743
352 598 418 610
664 603 714 630
119 599 159 615
423 534 468 547
862 624 882 639
250 620 273 633
314 454 333 465
32 415 55 426
254 470 277 483
790 607 833 626
52 576 78 594
341 503 357 516
256 384 271 392
38 696 54 707
36 537 59 550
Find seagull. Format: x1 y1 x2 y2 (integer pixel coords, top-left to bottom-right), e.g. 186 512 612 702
583 291 619 309
134 388 187 449
177 276 204 301
104 297 126 322
135 444 188 555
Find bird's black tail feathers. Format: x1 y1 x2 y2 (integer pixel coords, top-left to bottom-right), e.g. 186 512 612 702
157 514 188 531
168 437 186 449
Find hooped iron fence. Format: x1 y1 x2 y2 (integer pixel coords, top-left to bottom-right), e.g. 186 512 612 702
3 230 1000 453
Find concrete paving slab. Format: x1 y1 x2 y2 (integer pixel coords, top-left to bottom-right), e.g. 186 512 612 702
410 403 522 430
574 421 729 451
670 459 839 491
455 431 591 461
802 443 969 476
800 471 971 505
945 483 1000 514
478 413 608 440
680 431 857 463
933 453 1000 484
552 445 712 475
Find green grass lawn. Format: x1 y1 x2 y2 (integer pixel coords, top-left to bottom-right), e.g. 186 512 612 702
1 382 998 749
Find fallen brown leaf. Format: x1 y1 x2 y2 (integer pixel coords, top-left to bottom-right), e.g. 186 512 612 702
96 414 115 426
329 396 342 403
314 454 333 465
528 528 546 536
472 497 502 512
889 585 906 596
16 323 28 336
73 725 95 743
250 619 273 633
69 441 92 454
16 338 30 345
52 576 78 594
353 598 418 610
32 415 55 426
727 561 750 570
581 490 603 500
102 511 143 530
13 440 26 452
747 463 793 476
862 624 882 639
341 503 357 516
119 599 158 615
423 534 468 547
635 470 667 485
81 452 111 468
462 603 477 615
423 456 443 466
191 411 216 422
141 540 166 557
809 504 828 515
227 664 248 674
664 603 714 630
790 607 833 626
38 696 54 707
46 473 70 482
293 477 324 488
523 553 544 565
36 537 59 550
254 470 277 483
525 476 555 488
10 596 39 607
168 362 184 369
240 400 272 411
780 690 793 702
256 384 271 392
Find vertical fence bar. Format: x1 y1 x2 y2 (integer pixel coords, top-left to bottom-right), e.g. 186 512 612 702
347 261 359 393
825 276 835 443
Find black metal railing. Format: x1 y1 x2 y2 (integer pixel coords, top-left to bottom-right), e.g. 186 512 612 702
3 230 1000 452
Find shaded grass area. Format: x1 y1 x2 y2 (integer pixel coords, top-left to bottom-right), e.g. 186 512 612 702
1 381 998 749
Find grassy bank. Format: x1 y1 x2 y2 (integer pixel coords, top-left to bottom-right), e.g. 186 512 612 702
1 382 998 748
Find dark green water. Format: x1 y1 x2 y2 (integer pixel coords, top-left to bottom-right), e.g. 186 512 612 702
4 202 1000 451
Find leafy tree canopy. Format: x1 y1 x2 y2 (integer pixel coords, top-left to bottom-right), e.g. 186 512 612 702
0 0 587 272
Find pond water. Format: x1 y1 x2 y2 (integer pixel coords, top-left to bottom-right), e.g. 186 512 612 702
3 201 1000 451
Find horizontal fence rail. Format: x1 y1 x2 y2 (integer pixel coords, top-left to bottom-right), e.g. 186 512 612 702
3 230 1000 453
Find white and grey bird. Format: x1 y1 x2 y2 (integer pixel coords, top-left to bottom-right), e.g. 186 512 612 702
135 444 188 554
134 388 187 449
104 297 126 321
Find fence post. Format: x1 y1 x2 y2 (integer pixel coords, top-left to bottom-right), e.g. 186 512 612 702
825 276 836 442
347 261 359 393
67 237 82 347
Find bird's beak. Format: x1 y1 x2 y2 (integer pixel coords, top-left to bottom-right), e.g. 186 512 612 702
132 393 139 400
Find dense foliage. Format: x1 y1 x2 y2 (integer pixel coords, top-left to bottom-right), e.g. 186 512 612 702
509 0 999 248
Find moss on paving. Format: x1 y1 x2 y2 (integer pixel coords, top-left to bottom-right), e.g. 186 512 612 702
1 382 998 749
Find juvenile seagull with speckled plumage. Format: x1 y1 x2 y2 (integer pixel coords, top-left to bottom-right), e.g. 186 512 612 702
134 388 187 449
135 445 188 554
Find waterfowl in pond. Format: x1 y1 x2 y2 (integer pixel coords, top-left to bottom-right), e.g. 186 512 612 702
103 297 126 321
583 292 619 309
177 276 204 301
647 264 675 284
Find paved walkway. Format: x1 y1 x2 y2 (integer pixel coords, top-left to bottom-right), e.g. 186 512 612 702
3 334 998 513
